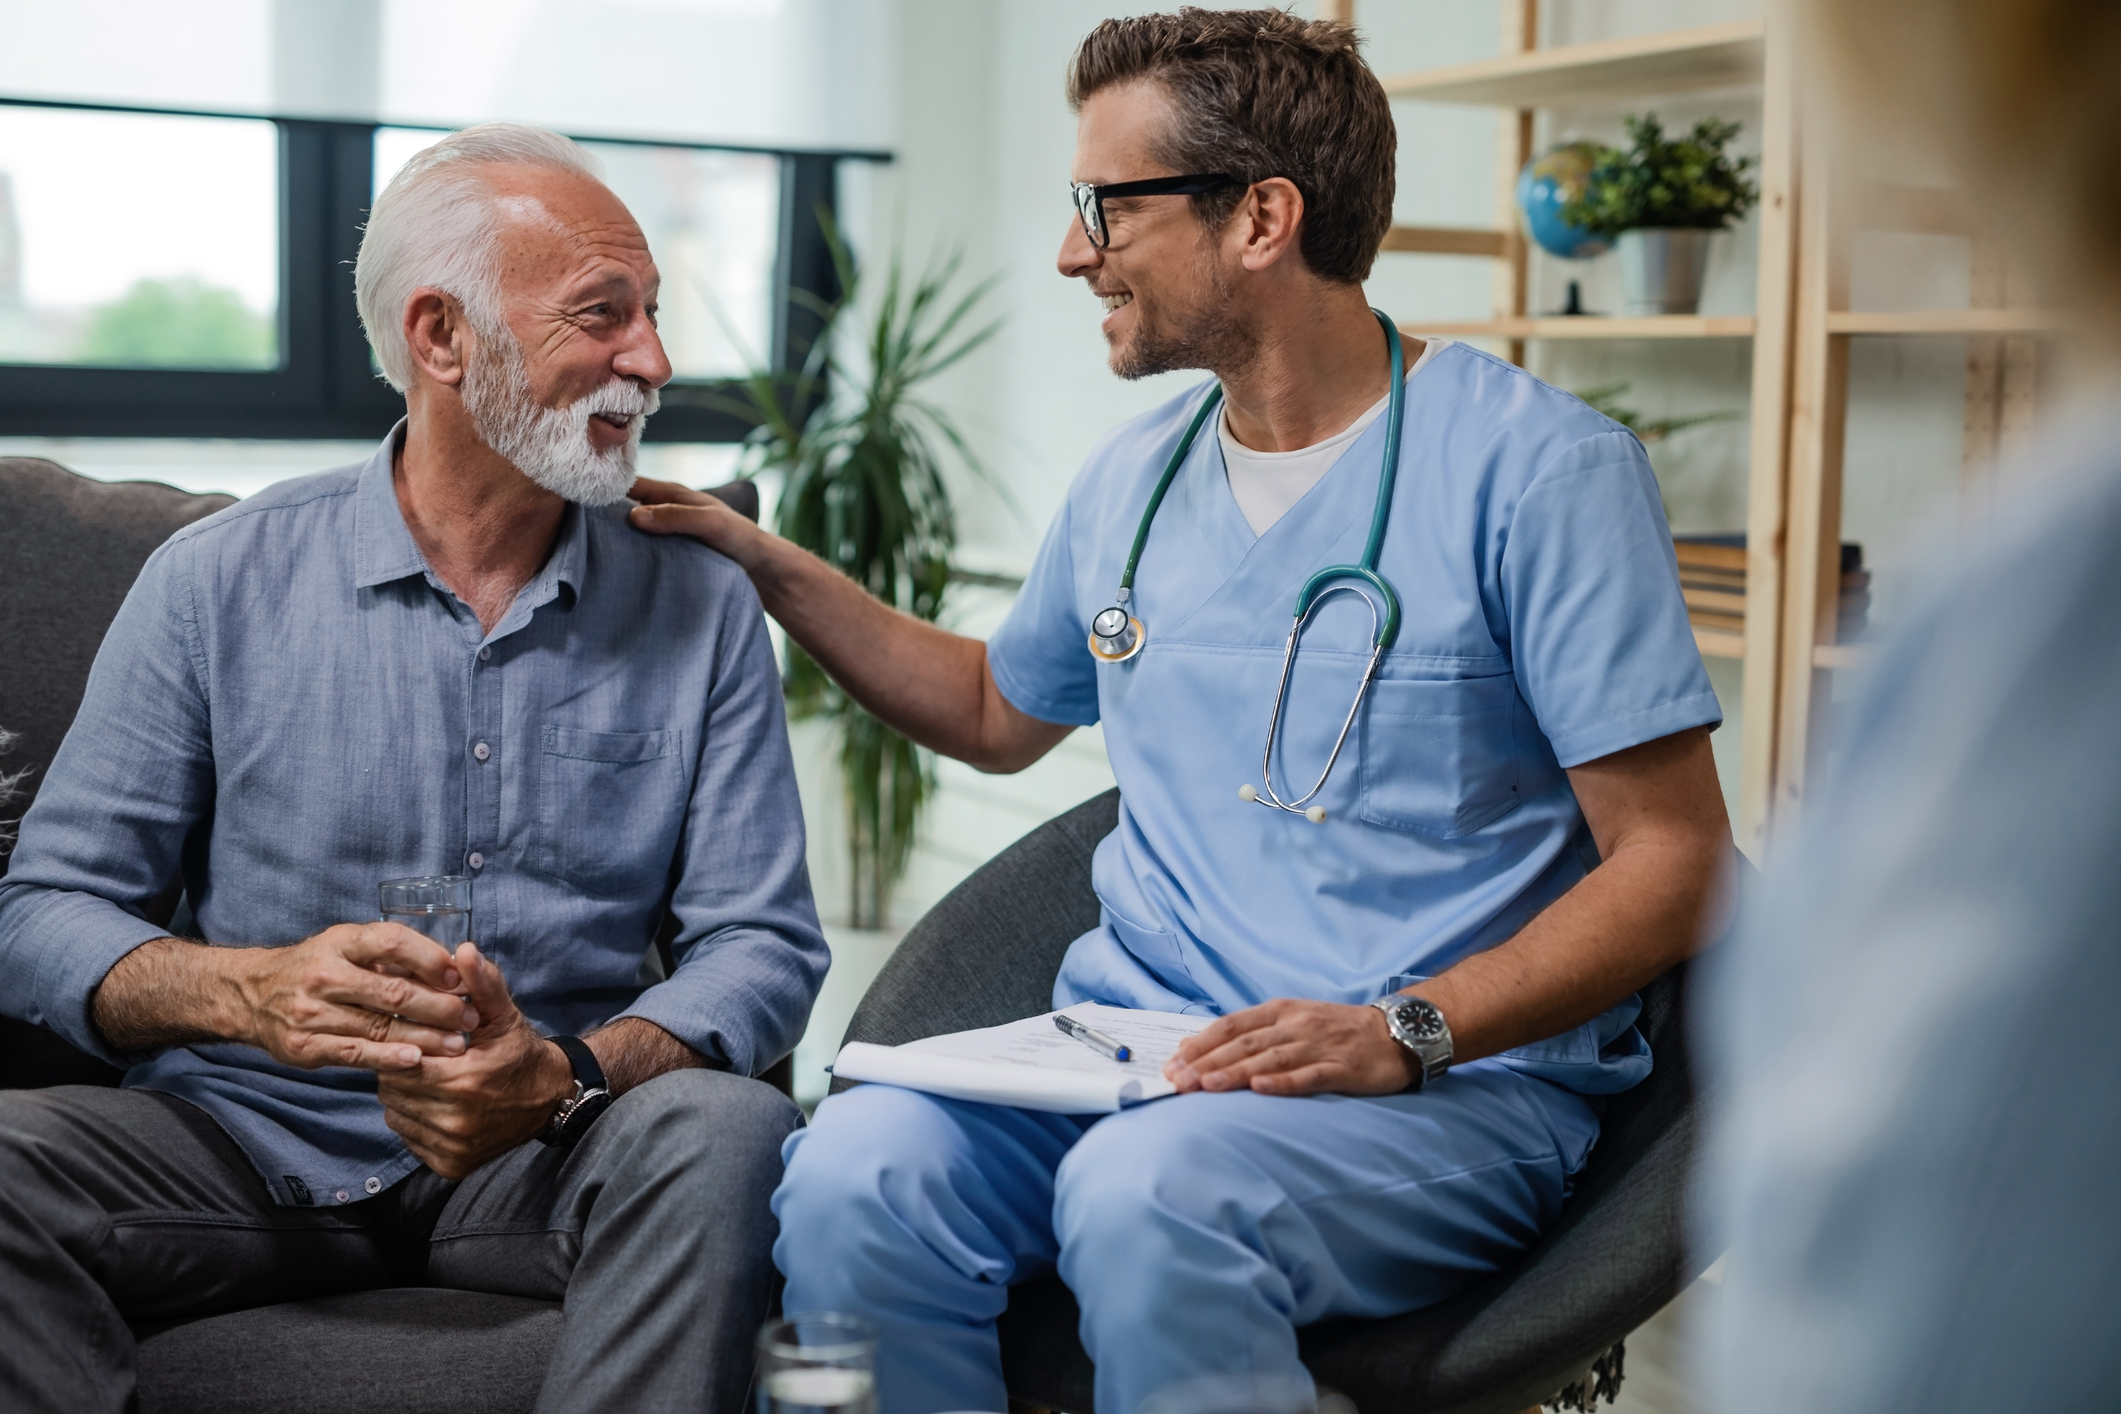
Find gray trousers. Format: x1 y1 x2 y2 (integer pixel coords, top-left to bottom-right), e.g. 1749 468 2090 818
0 1069 800 1414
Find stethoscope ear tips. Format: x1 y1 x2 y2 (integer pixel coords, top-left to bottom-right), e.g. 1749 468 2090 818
1238 783 1258 802
1305 806 1328 824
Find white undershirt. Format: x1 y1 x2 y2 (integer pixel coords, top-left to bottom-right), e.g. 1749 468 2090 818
1219 336 1446 536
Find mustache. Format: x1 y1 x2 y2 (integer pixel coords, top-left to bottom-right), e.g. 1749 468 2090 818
580 378 660 419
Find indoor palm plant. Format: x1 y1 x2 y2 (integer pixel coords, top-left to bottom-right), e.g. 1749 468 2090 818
723 221 1000 928
1562 114 1760 316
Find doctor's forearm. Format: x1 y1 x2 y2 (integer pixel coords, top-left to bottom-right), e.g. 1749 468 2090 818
1412 728 1730 1064
1408 835 1719 1064
741 531 1067 772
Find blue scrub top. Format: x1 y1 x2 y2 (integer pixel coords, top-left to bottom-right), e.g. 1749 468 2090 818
988 342 1721 1095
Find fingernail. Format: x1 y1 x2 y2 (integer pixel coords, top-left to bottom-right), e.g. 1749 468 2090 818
398 1047 420 1065
444 1034 466 1054
442 968 460 988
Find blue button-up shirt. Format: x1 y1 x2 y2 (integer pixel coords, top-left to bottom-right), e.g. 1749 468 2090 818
0 429 828 1206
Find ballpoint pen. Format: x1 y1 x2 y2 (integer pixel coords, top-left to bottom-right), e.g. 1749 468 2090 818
1054 1012 1131 1061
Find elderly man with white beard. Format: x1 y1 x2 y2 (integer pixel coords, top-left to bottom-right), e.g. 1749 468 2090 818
0 124 827 1414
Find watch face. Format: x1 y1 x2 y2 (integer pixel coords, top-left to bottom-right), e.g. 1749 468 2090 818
1397 999 1446 1041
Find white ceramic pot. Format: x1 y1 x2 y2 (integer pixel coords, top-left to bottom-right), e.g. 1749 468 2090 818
1616 227 1715 316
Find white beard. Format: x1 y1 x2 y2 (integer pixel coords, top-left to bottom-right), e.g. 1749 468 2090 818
459 333 660 506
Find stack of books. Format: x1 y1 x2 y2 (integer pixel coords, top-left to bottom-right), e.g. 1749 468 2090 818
1673 534 1870 645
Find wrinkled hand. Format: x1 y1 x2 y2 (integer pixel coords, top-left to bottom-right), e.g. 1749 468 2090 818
627 477 754 556
1164 998 1417 1098
377 942 574 1180
234 923 475 1072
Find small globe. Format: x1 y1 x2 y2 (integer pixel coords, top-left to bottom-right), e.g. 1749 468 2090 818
1516 141 1612 260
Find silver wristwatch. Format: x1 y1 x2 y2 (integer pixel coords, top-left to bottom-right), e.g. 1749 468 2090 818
1370 995 1453 1091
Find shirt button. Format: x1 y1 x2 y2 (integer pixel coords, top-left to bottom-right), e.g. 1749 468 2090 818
478 646 492 662
473 741 491 762
467 852 485 870
335 1189 351 1204
364 1176 382 1195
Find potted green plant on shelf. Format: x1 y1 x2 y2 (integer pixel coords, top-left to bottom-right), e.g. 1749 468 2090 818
1562 114 1759 317
723 220 1000 929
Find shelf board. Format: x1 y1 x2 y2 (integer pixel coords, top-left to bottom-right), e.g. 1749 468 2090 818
1827 309 2073 336
1381 225 1511 258
1380 20 1766 109
1407 315 1757 341
1812 641 1871 670
1694 626 1746 661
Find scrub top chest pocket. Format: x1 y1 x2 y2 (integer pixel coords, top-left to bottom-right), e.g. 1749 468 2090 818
1356 675 1522 838
537 725 687 896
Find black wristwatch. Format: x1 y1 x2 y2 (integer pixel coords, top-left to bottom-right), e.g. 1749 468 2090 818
539 1035 614 1149
1369 994 1454 1091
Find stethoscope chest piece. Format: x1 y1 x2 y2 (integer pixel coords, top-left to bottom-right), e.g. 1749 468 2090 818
1088 605 1146 663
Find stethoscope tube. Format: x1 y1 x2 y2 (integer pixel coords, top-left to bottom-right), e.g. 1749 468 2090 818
1089 309 1409 823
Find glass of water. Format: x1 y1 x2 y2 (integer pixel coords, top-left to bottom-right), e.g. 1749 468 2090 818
757 1313 877 1414
377 874 473 949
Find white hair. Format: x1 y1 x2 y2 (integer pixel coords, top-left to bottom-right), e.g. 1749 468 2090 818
354 122 603 391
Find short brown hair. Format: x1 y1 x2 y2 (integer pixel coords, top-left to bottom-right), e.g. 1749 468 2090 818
1066 8 1396 285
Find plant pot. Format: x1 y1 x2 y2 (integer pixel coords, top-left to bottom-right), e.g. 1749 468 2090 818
1616 227 1715 316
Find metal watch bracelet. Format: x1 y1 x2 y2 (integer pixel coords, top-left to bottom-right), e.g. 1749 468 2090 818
1370 994 1453 1091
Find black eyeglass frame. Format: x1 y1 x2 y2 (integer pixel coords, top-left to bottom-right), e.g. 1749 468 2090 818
1070 172 1240 248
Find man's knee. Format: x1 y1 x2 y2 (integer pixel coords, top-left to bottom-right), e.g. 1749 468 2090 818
598 1067 802 1181
1052 1097 1272 1259
775 1084 945 1228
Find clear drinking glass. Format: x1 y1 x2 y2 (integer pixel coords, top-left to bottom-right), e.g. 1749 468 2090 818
757 1313 877 1414
377 874 473 948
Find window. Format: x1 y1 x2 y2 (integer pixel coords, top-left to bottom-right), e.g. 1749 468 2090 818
0 97 881 441
0 107 279 371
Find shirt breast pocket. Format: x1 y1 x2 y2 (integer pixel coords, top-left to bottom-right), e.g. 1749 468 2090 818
536 725 687 897
1356 675 1522 838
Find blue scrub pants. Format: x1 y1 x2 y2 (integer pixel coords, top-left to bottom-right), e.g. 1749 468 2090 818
772 1060 1600 1414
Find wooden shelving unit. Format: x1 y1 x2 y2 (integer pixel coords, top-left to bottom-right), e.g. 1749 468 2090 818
1377 20 1766 109
1769 135 2061 831
1824 308 2071 336
1361 2 1799 855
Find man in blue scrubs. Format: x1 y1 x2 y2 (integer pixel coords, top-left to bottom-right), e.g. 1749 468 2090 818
633 11 1730 1413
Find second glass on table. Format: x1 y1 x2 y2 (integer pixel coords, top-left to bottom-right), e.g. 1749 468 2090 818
757 1313 877 1414
377 874 473 948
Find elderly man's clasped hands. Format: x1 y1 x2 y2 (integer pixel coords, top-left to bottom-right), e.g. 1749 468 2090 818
225 922 572 1180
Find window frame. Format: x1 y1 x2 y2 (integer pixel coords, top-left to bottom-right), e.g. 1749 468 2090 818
0 95 884 441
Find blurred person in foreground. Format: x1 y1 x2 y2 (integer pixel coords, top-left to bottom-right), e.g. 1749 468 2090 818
1703 3 2121 1410
0 124 826 1414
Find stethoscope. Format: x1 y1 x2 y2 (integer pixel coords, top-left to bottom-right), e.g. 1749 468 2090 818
1088 309 1405 825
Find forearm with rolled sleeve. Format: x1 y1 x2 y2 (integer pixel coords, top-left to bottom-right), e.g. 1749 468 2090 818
0 541 214 1064
616 582 829 1077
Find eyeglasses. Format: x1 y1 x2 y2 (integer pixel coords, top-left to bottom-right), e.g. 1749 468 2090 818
1070 173 1239 249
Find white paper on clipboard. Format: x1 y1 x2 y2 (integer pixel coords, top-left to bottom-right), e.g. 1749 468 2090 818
829 1004 1212 1114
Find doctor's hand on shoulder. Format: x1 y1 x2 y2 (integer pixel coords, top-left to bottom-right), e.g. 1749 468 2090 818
628 477 763 562
1165 998 1419 1097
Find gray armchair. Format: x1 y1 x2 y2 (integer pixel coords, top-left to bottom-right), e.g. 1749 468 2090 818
0 456 765 1414
839 789 1731 1414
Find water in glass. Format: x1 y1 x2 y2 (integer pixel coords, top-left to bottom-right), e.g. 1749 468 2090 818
757 1314 877 1414
377 875 473 948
